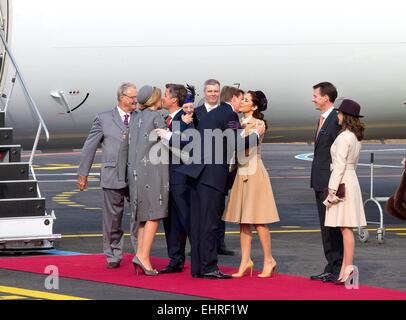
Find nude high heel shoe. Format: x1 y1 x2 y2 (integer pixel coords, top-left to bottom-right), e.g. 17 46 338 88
232 260 254 278
334 266 356 285
258 259 277 278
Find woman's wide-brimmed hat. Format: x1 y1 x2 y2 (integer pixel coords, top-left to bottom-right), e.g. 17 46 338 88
336 99 364 118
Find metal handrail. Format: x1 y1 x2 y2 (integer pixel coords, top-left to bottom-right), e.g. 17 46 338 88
0 28 49 198
3 70 17 114
0 29 49 142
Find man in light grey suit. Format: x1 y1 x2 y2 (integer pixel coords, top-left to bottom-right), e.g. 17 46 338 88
77 83 138 269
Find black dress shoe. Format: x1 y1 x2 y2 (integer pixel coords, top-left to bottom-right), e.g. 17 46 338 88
217 247 235 256
107 262 120 269
159 265 183 274
322 274 339 283
200 270 233 280
310 272 331 280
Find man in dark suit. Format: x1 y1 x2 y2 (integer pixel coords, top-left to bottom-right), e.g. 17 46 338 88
310 82 344 282
178 86 265 279
193 79 234 256
156 84 192 274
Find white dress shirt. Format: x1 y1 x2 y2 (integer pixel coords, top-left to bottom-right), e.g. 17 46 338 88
164 108 183 141
205 102 218 113
321 106 335 121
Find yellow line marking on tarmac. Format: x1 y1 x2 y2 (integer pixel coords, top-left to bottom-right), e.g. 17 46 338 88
396 233 406 236
0 286 89 301
280 226 303 229
61 228 406 239
34 164 101 171
0 295 28 300
52 188 105 212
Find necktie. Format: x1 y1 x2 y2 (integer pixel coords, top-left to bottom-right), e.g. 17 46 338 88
123 114 129 127
316 115 324 138
166 115 172 127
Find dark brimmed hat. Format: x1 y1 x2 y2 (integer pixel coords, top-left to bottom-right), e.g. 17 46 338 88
255 90 268 112
336 99 364 118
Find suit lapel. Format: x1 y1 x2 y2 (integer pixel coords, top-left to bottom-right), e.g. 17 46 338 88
315 110 336 148
112 108 126 131
169 109 184 131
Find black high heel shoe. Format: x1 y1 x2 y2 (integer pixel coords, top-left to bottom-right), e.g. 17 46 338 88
133 256 158 276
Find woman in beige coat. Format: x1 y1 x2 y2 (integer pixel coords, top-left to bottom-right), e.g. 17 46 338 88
324 99 366 284
223 91 280 278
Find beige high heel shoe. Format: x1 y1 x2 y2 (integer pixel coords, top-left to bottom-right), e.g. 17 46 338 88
232 260 254 278
258 260 277 278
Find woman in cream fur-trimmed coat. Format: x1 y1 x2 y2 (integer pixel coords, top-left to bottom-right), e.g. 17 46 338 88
324 99 366 284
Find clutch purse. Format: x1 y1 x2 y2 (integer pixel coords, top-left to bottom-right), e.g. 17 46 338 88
324 183 345 199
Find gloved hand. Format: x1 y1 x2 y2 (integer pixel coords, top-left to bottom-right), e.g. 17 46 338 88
155 128 169 139
323 189 344 208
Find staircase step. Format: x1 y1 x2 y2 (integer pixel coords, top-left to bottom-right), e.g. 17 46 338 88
0 198 46 218
0 145 22 163
0 181 38 199
0 128 13 145
0 163 29 180
0 111 4 128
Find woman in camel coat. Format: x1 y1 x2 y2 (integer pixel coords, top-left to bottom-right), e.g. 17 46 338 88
223 91 279 278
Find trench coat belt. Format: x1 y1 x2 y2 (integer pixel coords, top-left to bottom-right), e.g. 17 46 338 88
330 163 356 171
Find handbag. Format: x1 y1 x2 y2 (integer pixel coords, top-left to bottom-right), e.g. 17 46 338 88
324 183 345 199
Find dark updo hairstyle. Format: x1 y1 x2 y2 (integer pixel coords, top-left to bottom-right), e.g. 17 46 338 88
247 90 268 130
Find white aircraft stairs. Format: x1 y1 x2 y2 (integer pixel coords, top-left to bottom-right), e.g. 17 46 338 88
0 28 60 252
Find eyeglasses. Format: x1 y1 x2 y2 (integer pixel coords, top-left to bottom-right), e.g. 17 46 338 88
123 94 137 100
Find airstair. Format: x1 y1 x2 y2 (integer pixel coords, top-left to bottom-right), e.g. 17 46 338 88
0 24 60 251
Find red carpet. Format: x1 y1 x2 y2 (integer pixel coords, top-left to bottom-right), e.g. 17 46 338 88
1 254 405 300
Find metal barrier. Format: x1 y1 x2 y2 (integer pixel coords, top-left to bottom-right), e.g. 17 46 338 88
358 152 404 244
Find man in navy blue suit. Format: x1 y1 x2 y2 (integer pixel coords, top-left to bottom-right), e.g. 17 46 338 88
156 83 192 274
194 79 235 256
178 86 265 279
